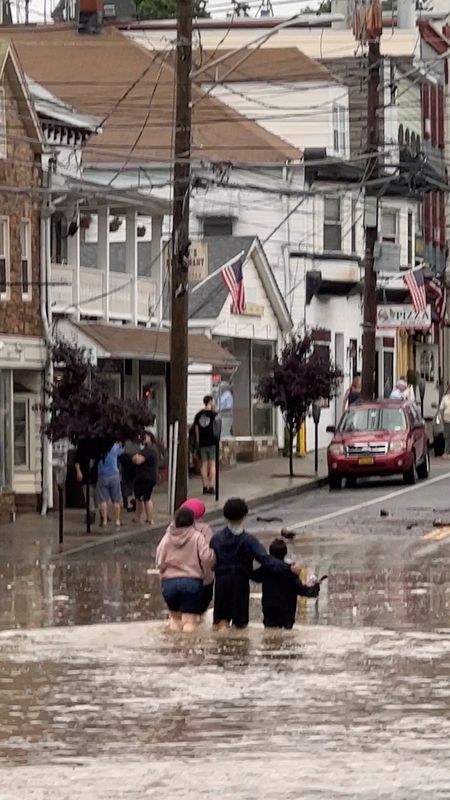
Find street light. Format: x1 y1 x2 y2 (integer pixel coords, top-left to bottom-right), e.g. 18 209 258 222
312 400 322 476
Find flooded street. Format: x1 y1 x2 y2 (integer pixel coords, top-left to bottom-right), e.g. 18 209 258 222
2 623 450 798
2 470 450 797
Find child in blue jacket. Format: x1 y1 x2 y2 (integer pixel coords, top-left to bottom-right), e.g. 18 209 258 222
210 498 302 630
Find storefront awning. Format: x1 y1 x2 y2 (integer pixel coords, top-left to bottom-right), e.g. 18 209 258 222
73 322 237 367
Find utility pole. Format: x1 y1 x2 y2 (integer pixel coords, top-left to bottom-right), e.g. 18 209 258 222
169 0 193 508
361 39 381 400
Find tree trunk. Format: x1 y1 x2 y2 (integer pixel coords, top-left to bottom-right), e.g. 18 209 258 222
289 423 294 477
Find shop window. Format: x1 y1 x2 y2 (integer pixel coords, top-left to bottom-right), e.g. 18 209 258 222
314 342 331 408
323 197 342 252
420 350 434 383
20 220 32 299
0 217 10 298
202 217 233 237
381 209 398 243
251 341 274 437
13 399 29 469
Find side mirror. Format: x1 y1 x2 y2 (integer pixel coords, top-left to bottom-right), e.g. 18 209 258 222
326 425 336 434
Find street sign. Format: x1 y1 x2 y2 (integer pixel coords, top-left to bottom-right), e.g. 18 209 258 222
376 304 432 330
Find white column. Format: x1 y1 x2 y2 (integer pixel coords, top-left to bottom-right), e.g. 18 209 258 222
97 205 110 321
150 215 163 322
126 210 138 325
67 212 80 320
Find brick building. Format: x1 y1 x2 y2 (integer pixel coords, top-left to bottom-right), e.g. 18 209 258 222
0 41 44 521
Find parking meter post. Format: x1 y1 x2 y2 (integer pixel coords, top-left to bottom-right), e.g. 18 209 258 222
419 380 426 418
58 485 64 545
215 442 220 502
312 401 322 476
86 480 91 534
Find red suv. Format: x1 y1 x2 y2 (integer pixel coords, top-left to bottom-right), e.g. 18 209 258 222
327 400 430 489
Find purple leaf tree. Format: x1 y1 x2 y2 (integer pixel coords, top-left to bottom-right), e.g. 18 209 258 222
256 330 342 477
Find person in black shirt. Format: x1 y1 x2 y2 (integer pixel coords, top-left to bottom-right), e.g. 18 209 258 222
193 395 218 495
210 498 304 630
132 430 159 525
252 538 320 629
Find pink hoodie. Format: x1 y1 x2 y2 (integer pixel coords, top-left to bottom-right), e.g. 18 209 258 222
156 523 216 580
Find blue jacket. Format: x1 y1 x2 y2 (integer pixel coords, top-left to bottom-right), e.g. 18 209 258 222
252 564 319 629
210 526 291 579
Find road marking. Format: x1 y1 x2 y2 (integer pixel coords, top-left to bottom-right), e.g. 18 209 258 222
422 526 450 541
288 471 450 531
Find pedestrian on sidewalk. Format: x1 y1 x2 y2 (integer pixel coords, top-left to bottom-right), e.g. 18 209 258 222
156 506 216 633
390 378 408 400
97 442 124 528
344 374 362 408
132 430 158 525
120 438 139 512
439 384 450 458
210 498 303 630
252 538 320 629
193 395 219 495
181 498 214 614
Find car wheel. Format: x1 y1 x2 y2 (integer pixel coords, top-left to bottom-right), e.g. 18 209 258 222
329 474 342 490
346 476 357 488
417 449 430 480
403 453 417 485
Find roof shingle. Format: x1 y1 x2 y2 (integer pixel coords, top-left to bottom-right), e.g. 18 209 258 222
8 25 301 165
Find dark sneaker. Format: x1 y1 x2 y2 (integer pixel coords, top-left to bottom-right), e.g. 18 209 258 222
208 487 215 495
203 487 209 495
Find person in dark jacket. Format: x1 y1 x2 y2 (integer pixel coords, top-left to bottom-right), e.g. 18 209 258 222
252 538 320 629
210 498 302 630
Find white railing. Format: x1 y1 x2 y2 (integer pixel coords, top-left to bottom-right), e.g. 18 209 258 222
50 263 157 323
137 277 157 321
110 273 132 319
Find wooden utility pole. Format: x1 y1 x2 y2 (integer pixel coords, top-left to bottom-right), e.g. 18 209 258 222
169 0 193 508
361 40 381 400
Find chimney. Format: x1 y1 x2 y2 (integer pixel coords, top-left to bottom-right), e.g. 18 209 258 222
78 0 103 33
397 0 415 28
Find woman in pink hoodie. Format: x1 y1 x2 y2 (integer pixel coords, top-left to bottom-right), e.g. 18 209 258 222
156 506 215 633
181 498 214 614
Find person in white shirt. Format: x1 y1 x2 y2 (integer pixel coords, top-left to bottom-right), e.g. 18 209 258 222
439 385 450 458
390 379 408 400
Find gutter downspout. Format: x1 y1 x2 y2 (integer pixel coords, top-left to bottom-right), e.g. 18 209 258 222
40 186 53 515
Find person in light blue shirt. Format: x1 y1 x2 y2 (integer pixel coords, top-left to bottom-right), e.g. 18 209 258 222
97 442 123 529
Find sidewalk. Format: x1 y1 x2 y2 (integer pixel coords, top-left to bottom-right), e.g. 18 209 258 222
0 451 328 563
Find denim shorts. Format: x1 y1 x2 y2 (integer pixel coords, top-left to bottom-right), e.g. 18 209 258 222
97 474 122 504
161 577 204 614
200 446 215 463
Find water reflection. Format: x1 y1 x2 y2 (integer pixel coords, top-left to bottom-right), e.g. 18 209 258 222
0 547 450 632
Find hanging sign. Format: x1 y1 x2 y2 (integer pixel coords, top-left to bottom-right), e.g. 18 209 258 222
376 304 431 330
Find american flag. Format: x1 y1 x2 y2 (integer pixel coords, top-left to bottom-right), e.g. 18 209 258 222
221 253 246 314
427 275 447 324
403 267 427 312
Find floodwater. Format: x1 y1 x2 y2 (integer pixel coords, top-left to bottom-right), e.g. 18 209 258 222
2 481 450 798
1 622 450 798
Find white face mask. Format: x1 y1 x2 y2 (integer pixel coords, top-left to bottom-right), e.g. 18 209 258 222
228 525 244 535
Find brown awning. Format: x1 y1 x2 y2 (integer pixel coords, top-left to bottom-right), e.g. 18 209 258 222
74 322 237 366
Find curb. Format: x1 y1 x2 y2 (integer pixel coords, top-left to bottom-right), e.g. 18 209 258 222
49 473 328 562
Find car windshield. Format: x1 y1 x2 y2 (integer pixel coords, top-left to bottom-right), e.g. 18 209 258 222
338 407 407 433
